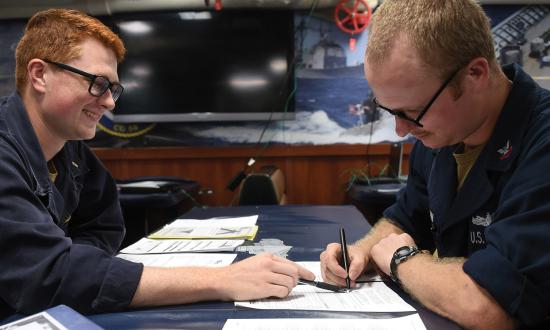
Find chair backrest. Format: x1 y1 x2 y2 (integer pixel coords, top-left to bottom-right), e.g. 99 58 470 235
238 165 286 205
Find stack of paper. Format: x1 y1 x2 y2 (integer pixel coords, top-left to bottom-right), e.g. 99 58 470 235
116 215 258 267
148 215 258 240
120 238 245 254
236 282 415 313
230 262 425 329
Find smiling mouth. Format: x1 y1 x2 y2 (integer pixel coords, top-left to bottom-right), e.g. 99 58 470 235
83 109 101 121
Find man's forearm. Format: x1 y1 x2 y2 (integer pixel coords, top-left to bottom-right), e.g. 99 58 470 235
354 218 404 256
397 255 514 329
130 266 224 307
129 253 313 307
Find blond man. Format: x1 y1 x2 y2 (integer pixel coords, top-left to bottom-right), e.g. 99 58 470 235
321 1 550 328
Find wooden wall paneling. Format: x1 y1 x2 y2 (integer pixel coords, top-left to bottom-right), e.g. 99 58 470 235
93 144 412 207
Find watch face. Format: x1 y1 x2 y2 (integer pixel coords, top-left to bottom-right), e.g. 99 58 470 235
395 246 413 258
391 246 421 284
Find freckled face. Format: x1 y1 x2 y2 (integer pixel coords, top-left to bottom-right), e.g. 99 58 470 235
41 38 119 142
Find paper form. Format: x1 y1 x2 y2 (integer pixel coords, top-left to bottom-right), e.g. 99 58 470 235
168 215 258 227
297 261 383 283
222 314 426 330
148 215 259 240
235 281 415 312
148 225 258 240
117 253 236 267
119 238 245 254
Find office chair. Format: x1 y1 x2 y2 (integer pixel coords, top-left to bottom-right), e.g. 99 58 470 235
238 165 287 205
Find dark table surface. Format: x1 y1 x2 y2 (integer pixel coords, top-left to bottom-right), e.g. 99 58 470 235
89 205 459 330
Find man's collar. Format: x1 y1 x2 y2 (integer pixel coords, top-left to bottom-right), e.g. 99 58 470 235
481 64 538 171
5 92 52 193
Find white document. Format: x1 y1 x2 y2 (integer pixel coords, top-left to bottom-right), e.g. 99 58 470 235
149 225 257 239
297 261 382 283
168 215 258 227
235 281 415 312
117 253 236 267
223 314 426 330
120 238 245 254
149 215 259 239
0 311 68 330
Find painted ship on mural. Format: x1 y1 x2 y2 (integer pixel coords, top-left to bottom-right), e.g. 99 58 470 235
295 33 385 135
296 37 364 79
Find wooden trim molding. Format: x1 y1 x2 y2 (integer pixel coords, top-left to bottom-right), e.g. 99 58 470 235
93 143 411 160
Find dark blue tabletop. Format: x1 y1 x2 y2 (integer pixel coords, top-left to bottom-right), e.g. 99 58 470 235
89 205 459 329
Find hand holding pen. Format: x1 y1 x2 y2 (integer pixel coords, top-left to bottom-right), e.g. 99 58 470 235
295 230 352 294
319 229 370 290
340 227 351 291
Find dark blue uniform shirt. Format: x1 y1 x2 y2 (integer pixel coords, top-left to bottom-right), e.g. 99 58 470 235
384 64 550 327
0 93 143 319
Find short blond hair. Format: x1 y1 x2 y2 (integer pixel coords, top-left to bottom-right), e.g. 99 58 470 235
15 8 125 92
366 0 496 80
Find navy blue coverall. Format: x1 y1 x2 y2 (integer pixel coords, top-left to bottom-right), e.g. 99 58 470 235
0 93 143 319
385 64 550 327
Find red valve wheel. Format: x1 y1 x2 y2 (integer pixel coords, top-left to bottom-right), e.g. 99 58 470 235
334 0 372 35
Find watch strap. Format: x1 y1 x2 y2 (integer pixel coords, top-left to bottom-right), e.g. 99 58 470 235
390 246 424 286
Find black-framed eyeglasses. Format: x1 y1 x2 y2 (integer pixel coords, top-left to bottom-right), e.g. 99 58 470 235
43 59 124 102
372 68 461 127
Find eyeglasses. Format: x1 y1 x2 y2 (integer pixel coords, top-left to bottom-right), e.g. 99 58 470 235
43 59 124 102
372 68 461 127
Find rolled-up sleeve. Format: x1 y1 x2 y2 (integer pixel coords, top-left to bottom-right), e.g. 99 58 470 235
92 256 144 312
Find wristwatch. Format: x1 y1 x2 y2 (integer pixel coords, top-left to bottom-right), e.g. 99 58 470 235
390 246 422 286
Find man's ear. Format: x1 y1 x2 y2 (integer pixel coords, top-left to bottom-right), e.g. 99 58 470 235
27 59 48 93
464 57 490 90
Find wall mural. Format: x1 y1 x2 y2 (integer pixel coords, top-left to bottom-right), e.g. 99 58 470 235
1 4 549 148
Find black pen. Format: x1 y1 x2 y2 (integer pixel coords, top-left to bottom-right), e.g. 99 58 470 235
298 278 346 293
340 227 351 290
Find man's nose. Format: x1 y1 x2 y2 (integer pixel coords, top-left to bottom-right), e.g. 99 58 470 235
394 117 414 137
99 89 116 111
